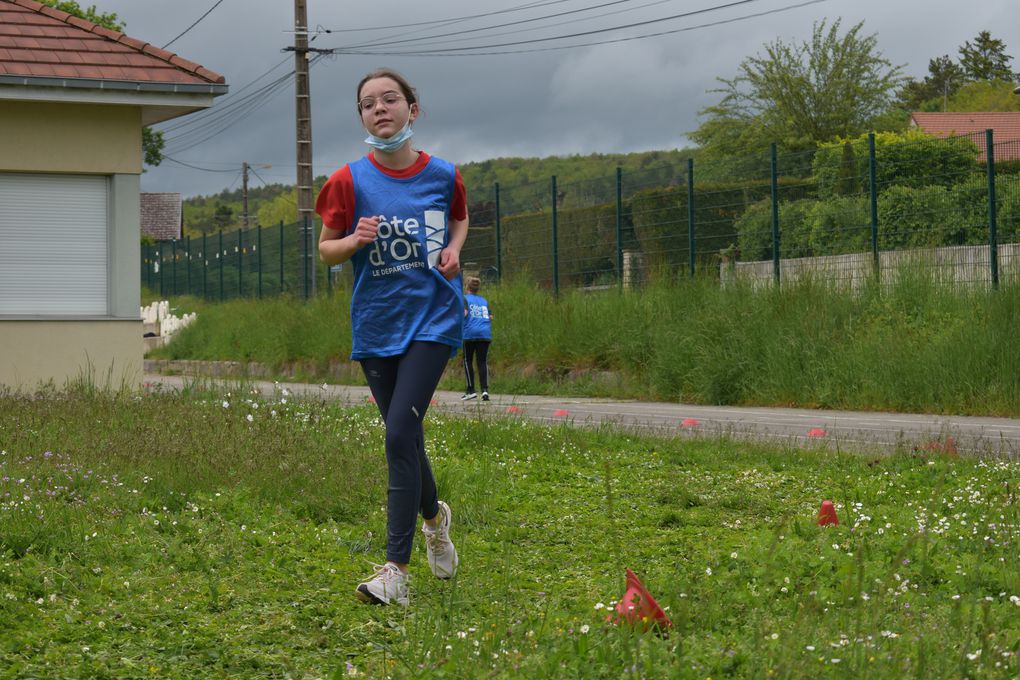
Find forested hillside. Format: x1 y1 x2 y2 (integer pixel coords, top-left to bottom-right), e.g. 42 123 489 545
179 148 695 237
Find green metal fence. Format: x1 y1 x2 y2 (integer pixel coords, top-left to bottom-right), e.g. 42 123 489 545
143 130 1020 299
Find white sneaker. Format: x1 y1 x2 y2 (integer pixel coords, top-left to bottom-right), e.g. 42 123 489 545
481 391 490 401
422 501 459 579
355 563 409 606
461 392 477 401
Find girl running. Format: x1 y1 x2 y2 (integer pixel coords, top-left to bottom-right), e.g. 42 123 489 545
315 68 465 606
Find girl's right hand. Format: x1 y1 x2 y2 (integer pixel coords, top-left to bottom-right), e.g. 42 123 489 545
352 216 380 248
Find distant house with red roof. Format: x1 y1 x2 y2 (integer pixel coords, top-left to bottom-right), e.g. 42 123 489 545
0 0 227 391
909 112 1020 161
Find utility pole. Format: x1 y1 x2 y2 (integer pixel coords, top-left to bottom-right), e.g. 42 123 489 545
241 161 250 228
294 0 315 295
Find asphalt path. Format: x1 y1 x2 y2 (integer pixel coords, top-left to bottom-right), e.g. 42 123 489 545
144 373 1020 458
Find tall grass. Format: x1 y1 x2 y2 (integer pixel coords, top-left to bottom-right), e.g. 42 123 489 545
149 272 1020 416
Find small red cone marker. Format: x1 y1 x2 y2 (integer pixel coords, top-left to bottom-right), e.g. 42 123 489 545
430 399 438 406
505 405 521 414
681 418 700 428
608 569 673 633
807 427 827 438
553 409 569 417
367 396 376 404
817 500 839 526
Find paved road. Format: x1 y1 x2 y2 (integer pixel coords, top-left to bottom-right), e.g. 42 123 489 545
144 373 1020 457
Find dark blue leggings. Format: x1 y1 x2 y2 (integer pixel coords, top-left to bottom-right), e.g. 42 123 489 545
360 341 450 564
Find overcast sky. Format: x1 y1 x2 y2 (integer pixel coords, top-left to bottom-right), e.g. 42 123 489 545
93 0 1020 199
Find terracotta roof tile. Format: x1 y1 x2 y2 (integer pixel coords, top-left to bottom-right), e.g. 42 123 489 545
910 112 1020 161
0 0 225 86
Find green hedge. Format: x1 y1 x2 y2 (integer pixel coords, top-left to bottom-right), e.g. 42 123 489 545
813 130 981 199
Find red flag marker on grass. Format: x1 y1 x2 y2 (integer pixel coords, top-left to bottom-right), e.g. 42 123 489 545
608 569 673 633
817 500 839 526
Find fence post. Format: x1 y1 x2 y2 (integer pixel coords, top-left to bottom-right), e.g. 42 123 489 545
237 228 244 297
158 242 165 297
202 232 208 300
494 182 502 283
687 157 696 278
986 128 999 290
147 244 154 291
868 133 879 278
615 166 623 286
551 175 559 296
257 224 263 299
279 220 285 295
218 229 224 302
171 239 177 296
185 236 192 296
770 143 780 284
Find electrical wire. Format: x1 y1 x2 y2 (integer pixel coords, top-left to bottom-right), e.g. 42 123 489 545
163 155 241 172
338 0 645 51
334 0 827 57
318 0 577 33
162 0 227 49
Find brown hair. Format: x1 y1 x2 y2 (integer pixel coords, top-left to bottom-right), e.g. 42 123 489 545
466 277 481 293
356 68 418 113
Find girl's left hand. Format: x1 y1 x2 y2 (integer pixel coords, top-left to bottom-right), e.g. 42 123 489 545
436 248 461 280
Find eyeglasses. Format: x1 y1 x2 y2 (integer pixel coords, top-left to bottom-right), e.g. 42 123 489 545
358 91 406 112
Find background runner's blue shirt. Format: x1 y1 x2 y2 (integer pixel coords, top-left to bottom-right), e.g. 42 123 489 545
463 293 492 341
345 155 463 359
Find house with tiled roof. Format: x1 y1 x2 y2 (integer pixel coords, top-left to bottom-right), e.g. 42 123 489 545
909 112 1020 161
0 0 227 390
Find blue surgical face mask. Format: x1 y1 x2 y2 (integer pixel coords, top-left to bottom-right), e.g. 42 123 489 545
364 109 414 153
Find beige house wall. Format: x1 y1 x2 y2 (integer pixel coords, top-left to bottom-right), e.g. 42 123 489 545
0 320 141 391
0 100 143 390
0 100 141 174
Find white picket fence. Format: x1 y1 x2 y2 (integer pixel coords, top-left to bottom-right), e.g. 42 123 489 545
141 300 197 350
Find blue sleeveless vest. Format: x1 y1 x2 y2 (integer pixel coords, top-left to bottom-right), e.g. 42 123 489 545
463 293 492 341
347 155 463 359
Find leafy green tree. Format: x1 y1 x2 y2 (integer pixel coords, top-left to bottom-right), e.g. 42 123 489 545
896 55 966 111
691 19 904 155
37 0 164 167
958 30 1016 82
946 80 1020 112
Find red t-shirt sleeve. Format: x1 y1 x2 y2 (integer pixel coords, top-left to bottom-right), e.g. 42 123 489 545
452 167 468 221
315 165 356 234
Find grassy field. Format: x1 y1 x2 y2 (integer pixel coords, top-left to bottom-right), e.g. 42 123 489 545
146 273 1020 417
2 385 1019 678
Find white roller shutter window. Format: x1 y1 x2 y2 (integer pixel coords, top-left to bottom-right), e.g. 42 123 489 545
0 173 109 315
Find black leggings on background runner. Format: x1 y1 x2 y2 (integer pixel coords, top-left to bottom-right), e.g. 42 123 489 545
360 341 449 564
462 340 490 393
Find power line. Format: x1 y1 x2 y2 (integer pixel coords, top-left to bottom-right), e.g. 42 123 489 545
339 0 643 50
319 0 577 33
335 0 827 57
164 155 241 173
365 0 682 53
162 0 228 49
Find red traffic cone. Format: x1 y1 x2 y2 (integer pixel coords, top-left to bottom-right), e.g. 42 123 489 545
681 418 700 428
817 500 839 526
807 427 827 438
608 569 673 632
505 405 521 414
553 409 570 417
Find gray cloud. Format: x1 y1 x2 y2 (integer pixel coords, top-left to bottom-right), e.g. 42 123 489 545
94 0 1020 198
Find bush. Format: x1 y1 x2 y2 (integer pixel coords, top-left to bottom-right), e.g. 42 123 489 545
877 185 959 248
807 195 872 256
813 130 981 199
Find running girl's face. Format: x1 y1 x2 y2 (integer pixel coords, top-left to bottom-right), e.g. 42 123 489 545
358 77 417 138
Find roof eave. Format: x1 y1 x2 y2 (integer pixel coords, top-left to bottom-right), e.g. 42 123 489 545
0 74 228 96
